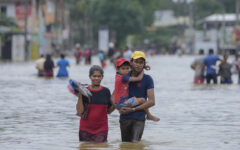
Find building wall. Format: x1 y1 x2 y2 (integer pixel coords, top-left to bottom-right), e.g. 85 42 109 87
0 2 15 18
1 0 68 61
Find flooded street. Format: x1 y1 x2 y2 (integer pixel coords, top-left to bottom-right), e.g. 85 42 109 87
0 55 240 150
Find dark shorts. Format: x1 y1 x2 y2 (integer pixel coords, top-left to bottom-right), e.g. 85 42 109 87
119 118 145 142
206 74 217 84
221 78 232 84
79 130 108 142
38 71 44 77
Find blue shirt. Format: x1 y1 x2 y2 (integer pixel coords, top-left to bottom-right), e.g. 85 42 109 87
120 73 154 119
204 54 220 74
98 53 105 61
57 59 69 77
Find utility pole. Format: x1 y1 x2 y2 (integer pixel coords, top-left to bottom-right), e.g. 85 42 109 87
236 0 240 25
188 0 194 54
235 0 240 51
24 0 29 61
84 0 93 47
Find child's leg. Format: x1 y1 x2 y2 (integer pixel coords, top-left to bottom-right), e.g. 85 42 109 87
144 108 160 122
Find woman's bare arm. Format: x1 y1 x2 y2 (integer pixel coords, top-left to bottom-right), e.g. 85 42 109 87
76 94 84 116
108 90 115 114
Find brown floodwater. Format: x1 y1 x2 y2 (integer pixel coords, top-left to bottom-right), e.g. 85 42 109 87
0 55 239 150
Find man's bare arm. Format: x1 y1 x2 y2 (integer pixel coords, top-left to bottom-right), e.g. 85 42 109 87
134 89 155 111
119 89 155 114
128 71 144 82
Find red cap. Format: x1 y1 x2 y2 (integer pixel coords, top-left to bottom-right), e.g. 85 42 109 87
116 58 129 67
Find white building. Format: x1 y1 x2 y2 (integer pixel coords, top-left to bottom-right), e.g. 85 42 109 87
153 10 189 27
195 13 240 54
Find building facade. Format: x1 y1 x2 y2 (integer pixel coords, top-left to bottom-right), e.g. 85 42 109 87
0 0 69 61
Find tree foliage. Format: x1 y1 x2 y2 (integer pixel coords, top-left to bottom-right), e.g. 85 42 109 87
66 0 237 48
0 13 17 27
66 0 89 45
90 0 144 45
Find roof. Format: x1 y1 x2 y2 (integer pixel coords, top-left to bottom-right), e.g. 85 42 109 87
153 16 189 27
198 13 237 24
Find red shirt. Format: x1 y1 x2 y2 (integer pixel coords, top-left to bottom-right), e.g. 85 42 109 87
80 86 111 134
114 73 130 104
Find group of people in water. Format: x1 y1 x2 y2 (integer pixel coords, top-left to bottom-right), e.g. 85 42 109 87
74 43 93 65
35 54 70 78
35 50 159 143
75 51 159 143
36 47 240 143
191 49 240 84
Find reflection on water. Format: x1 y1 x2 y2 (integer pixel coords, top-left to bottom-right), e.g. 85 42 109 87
0 56 240 150
119 142 146 150
79 142 111 150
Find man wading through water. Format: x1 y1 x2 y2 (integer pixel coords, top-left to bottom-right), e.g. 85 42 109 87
119 51 157 142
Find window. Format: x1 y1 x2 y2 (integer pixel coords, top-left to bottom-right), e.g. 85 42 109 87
0 6 7 15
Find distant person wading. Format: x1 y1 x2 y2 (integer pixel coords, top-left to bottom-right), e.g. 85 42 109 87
203 49 221 84
191 49 205 84
44 55 55 77
56 54 70 77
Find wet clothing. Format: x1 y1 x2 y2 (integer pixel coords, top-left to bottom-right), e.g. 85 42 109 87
85 49 92 64
76 49 83 59
120 118 145 142
114 72 130 104
79 86 111 142
114 73 144 110
79 130 108 142
120 74 154 120
221 78 232 84
218 63 232 79
204 54 220 75
98 52 106 68
204 54 220 84
44 59 54 77
120 73 154 142
35 57 45 76
194 77 204 84
219 62 232 84
206 74 217 84
191 56 204 78
98 52 105 61
57 59 69 77
191 56 205 84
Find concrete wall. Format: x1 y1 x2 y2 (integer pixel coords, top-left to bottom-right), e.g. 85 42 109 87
0 2 15 18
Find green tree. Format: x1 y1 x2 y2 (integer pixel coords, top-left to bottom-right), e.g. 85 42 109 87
138 0 174 26
67 0 90 46
0 13 17 27
194 0 225 20
90 0 145 46
221 0 235 13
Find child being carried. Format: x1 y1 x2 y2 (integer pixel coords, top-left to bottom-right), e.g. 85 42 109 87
113 58 160 122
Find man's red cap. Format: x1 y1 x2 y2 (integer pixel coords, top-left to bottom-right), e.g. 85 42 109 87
116 58 130 68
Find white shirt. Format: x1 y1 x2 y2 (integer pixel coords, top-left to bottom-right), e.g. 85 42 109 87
35 57 45 71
